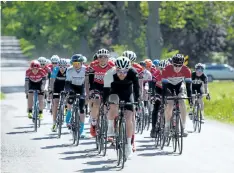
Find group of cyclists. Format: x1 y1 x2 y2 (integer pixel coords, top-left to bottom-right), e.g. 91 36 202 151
24 48 211 160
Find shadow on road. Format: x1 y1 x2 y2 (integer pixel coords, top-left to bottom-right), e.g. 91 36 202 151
135 139 153 143
85 159 116 166
6 130 35 135
14 126 34 129
60 153 101 160
1 86 25 94
31 136 58 140
59 148 96 155
47 132 70 136
41 144 72 149
138 150 176 157
76 165 117 172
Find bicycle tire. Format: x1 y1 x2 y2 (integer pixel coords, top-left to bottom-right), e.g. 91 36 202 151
71 109 76 145
146 104 151 131
176 115 183 154
75 110 81 146
140 108 145 134
198 106 202 133
58 105 63 138
119 119 126 169
96 117 101 150
101 114 108 156
192 104 198 132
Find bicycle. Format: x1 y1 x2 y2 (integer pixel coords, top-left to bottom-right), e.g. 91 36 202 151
161 91 189 155
31 90 41 132
70 93 82 146
135 101 145 134
55 91 67 138
191 91 207 133
113 100 138 169
90 90 108 156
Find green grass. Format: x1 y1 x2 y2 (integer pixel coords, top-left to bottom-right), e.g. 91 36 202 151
204 81 234 124
0 92 5 100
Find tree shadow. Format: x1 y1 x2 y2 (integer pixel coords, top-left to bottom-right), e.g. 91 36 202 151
41 144 72 149
47 132 70 136
60 153 101 160
6 130 34 135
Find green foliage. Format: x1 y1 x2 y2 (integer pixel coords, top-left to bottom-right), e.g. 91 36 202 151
110 45 129 56
204 82 234 124
19 38 35 58
0 92 5 100
209 52 228 64
161 47 179 60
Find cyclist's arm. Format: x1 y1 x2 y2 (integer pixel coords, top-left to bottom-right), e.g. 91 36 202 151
25 71 29 93
88 68 95 91
50 68 58 91
132 71 140 101
203 74 209 94
103 68 114 103
65 68 72 91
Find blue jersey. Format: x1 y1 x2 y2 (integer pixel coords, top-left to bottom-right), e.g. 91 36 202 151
51 66 60 79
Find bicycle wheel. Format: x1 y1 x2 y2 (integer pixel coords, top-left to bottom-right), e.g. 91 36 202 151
176 115 183 154
146 104 151 131
96 117 101 150
119 120 126 169
192 104 198 132
71 109 76 145
135 113 140 134
140 107 145 134
197 106 202 133
75 111 81 146
155 112 164 148
57 104 63 138
100 114 108 156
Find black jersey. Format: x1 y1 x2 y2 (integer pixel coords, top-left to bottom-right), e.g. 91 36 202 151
192 71 208 88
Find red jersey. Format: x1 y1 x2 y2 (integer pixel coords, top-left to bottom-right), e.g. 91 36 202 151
132 62 144 79
155 72 162 88
88 60 115 85
42 65 51 75
47 64 53 71
25 68 46 83
162 65 191 85
150 67 160 82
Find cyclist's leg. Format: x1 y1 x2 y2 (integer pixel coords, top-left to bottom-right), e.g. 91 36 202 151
107 94 119 140
52 92 59 131
27 91 33 118
124 100 134 158
151 99 160 138
38 91 44 119
199 86 205 120
79 97 86 137
89 96 101 137
65 91 75 127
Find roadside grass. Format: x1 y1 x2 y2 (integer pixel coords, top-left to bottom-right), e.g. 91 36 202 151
204 81 234 124
0 92 5 100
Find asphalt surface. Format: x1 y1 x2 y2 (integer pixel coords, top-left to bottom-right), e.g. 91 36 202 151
1 67 234 173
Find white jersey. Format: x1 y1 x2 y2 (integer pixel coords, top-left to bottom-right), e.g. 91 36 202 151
66 65 86 86
142 69 152 81
104 67 116 88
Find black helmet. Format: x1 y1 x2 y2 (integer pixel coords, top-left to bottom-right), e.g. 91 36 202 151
71 54 84 63
172 54 184 65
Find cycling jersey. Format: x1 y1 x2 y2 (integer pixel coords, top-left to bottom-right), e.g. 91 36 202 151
51 66 59 79
192 71 208 94
42 65 51 76
150 67 160 82
88 60 115 91
104 67 140 111
52 69 67 99
132 62 144 79
66 65 86 86
142 69 152 82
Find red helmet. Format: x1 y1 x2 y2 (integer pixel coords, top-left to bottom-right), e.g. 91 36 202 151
30 60 41 69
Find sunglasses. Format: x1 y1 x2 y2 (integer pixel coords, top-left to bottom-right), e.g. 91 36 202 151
196 68 203 72
173 63 183 68
116 69 129 75
73 61 81 65
98 56 108 59
52 62 58 65
40 64 45 66
59 66 67 69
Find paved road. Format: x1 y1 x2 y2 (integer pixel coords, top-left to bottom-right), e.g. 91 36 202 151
1 68 234 173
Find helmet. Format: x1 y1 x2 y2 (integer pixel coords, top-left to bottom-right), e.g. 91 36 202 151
38 57 47 66
97 48 109 57
83 56 87 63
172 54 184 65
58 58 67 67
109 57 116 63
46 59 51 65
144 59 153 68
66 59 71 67
139 61 146 68
159 60 170 69
71 54 84 63
30 60 41 69
122 50 136 62
153 59 160 66
51 55 60 63
115 56 131 69
93 53 98 61
195 63 205 70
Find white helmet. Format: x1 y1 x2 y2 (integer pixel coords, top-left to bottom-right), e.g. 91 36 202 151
46 59 51 65
83 56 87 63
122 50 136 62
97 48 109 57
38 57 47 65
115 56 131 69
58 58 67 67
66 59 71 67
159 60 170 69
51 55 60 63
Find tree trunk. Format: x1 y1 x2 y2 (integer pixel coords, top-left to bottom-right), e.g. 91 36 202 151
147 1 163 59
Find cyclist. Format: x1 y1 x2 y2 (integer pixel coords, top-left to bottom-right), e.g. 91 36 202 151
150 59 170 138
190 63 210 122
87 48 115 137
25 60 46 120
65 54 86 137
103 56 140 159
50 59 67 132
66 59 71 68
153 59 160 70
122 50 144 152
162 54 192 137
